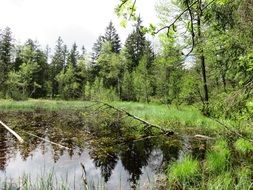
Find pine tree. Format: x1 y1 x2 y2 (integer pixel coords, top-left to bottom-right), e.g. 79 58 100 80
121 71 136 101
92 35 104 61
0 27 13 96
103 21 121 54
50 37 67 97
133 56 153 103
67 42 79 69
92 22 121 60
124 17 147 72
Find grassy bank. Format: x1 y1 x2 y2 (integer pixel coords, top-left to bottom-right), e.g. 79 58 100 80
0 99 222 132
1 99 253 190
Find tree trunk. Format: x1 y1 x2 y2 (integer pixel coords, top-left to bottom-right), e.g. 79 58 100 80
197 0 209 115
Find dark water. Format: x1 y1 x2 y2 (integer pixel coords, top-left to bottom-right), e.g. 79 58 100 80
0 110 203 189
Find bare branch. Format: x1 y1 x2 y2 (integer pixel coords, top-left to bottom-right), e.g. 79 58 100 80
185 0 195 56
202 0 216 11
118 0 129 10
129 0 137 20
154 0 198 34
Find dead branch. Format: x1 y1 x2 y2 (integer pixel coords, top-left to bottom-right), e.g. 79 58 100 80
0 120 24 143
20 130 71 150
194 134 214 140
93 101 174 135
80 163 88 190
210 117 253 143
185 0 195 56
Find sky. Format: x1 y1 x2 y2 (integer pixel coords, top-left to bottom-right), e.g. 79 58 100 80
0 0 158 53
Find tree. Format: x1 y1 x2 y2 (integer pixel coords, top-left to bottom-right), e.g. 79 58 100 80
56 65 80 99
124 17 147 72
116 0 230 114
153 33 183 104
103 21 121 53
121 70 136 101
50 37 67 97
0 27 13 96
97 42 122 90
133 55 153 103
67 42 79 69
6 60 40 100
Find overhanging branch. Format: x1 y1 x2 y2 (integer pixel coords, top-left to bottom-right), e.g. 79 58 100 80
154 0 198 35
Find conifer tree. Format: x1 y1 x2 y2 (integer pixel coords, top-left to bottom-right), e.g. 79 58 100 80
124 17 149 72
0 27 13 96
67 42 79 69
50 37 67 97
103 21 121 54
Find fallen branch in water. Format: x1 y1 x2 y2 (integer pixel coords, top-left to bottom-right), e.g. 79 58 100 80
93 101 174 135
0 120 24 143
80 163 88 190
20 130 70 150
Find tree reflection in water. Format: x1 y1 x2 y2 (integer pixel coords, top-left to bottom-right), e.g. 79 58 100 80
0 110 184 189
120 139 154 189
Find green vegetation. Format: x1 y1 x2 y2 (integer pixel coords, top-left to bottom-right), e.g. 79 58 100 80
204 140 230 173
1 0 253 189
234 138 253 154
167 155 200 189
0 99 220 131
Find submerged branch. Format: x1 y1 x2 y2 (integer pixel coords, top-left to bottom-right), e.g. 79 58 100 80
20 130 71 150
0 120 24 143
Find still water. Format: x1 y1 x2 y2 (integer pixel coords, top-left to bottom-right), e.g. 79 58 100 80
0 110 182 189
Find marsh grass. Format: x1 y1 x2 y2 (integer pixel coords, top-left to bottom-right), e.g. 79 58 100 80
0 99 225 134
234 138 253 154
167 155 200 189
204 139 230 174
235 167 253 190
0 99 94 111
0 172 107 190
206 172 233 190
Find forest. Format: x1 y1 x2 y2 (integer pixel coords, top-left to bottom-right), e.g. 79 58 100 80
1 0 253 119
1 0 253 189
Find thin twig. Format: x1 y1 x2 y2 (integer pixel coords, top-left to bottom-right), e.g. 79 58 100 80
154 0 198 35
129 0 137 20
210 117 253 143
19 130 71 150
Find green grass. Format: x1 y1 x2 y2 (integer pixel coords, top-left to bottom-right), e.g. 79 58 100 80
112 101 221 131
234 138 253 154
204 139 230 173
167 155 200 189
206 172 233 190
0 99 94 111
0 99 223 132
